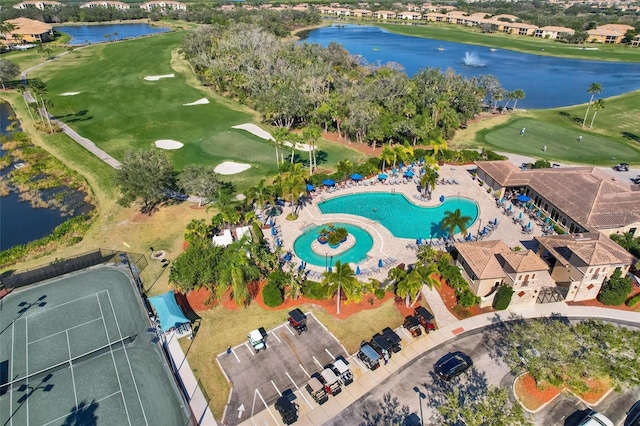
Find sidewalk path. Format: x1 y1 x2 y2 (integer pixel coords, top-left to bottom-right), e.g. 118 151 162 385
420 284 458 327
244 303 640 425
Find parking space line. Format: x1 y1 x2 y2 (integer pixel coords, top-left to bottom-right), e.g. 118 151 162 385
271 380 281 396
297 389 313 410
399 328 413 339
231 349 240 363
285 325 295 336
299 364 310 378
256 389 278 424
271 331 281 343
312 356 323 368
353 356 367 370
285 372 298 389
245 342 255 357
324 348 334 360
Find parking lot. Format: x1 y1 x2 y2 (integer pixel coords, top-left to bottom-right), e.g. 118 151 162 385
217 312 349 425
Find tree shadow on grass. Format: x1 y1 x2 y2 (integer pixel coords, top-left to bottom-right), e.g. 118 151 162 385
621 132 640 144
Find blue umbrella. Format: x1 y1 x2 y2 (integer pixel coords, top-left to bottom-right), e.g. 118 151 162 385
393 167 397 174
399 161 403 168
301 261 306 269
284 252 292 261
276 238 281 246
545 217 550 224
467 232 472 241
482 227 487 235
493 218 498 225
378 259 384 268
508 204 513 211
500 197 505 204
306 183 315 192
404 170 414 177
378 173 388 180
323 179 335 186
440 195 445 202
356 266 361 275
517 194 531 202
527 222 532 228
417 237 422 245
519 212 523 219
269 217 274 226
271 228 276 236
537 210 541 217
351 173 363 181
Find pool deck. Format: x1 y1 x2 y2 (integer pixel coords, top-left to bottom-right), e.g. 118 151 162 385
269 164 547 281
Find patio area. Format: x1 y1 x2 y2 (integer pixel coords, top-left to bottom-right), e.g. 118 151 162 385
262 164 552 282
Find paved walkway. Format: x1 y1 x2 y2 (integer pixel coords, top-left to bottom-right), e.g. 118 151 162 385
243 303 640 425
420 284 459 327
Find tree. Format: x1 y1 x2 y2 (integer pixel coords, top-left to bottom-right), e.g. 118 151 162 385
178 165 222 207
582 82 602 128
511 89 525 110
380 144 394 172
114 149 175 214
321 260 362 313
272 127 289 167
216 239 260 306
335 159 352 181
589 99 604 129
184 219 211 243
396 263 439 307
169 239 223 292
441 208 472 237
246 179 274 211
532 159 551 169
275 163 306 215
0 59 20 90
28 78 53 132
419 165 438 197
392 144 413 169
302 124 321 174
598 269 633 306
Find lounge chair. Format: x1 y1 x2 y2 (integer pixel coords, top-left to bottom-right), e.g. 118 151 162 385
452 179 459 185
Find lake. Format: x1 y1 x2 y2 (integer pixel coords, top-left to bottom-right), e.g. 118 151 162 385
301 25 640 108
0 102 92 252
55 23 170 45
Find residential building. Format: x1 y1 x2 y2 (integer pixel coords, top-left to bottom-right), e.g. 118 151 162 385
352 9 372 17
475 161 640 237
139 0 186 11
493 21 539 36
0 17 54 44
536 232 636 301
455 240 552 307
397 11 422 20
425 12 446 22
587 24 634 44
632 34 640 47
534 26 575 40
80 1 130 9
13 1 61 10
373 10 396 19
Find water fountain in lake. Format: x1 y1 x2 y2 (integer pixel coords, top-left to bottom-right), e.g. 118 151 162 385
462 51 486 68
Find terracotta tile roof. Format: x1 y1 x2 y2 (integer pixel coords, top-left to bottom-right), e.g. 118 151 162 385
475 161 640 231
536 232 636 267
497 250 549 273
4 17 52 35
538 26 575 33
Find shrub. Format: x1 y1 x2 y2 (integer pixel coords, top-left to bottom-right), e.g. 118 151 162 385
262 282 283 307
533 159 551 169
598 269 633 306
494 285 514 310
626 294 640 307
268 270 289 288
374 288 386 299
302 280 329 300
458 288 480 308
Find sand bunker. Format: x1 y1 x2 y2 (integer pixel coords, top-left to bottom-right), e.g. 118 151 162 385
155 139 184 150
144 74 175 81
232 123 274 141
60 92 81 96
282 141 315 152
183 98 209 106
214 161 251 175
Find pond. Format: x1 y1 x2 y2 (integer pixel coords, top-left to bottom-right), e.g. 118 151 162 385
55 23 170 45
301 25 640 109
0 102 92 252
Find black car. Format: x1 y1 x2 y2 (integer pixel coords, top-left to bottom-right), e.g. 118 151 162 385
631 175 640 185
434 351 473 381
275 396 298 425
614 163 629 172
381 327 402 353
627 401 640 426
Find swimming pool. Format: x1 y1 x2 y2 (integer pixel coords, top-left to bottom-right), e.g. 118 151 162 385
293 223 373 267
318 193 478 239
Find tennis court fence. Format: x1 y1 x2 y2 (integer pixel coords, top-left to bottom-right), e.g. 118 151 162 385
0 249 148 290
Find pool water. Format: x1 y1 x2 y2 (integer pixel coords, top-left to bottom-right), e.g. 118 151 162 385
294 223 373 267
318 193 478 239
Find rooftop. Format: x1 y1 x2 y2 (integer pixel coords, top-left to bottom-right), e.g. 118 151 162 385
454 240 548 280
2 17 52 35
536 232 636 267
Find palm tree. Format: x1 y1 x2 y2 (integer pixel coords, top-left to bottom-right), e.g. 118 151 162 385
303 124 321 175
321 261 362 313
246 179 273 211
272 127 289 168
582 82 602 128
396 263 439 307
16 85 36 123
419 166 438 197
392 144 413 169
216 240 260 306
429 136 448 158
380 144 394 172
511 89 525 110
441 208 472 237
276 163 307 215
589 99 605 129
336 159 352 181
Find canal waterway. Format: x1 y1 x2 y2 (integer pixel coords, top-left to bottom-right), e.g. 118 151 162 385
301 25 640 108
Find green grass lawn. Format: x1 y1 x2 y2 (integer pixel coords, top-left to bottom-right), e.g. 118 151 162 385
31 31 362 190
376 22 640 63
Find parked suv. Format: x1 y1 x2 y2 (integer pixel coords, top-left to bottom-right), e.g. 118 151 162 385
274 396 298 425
631 175 640 185
381 327 402 353
626 401 640 426
614 163 629 172
434 351 473 381
357 342 381 370
576 409 614 426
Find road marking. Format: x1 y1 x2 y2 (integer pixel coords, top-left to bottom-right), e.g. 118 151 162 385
298 389 313 409
353 357 367 370
232 349 240 363
256 389 278 424
271 331 281 343
324 348 334 360
399 327 413 339
312 356 323 368
285 325 295 336
285 372 298 389
237 404 245 419
299 364 310 378
245 342 255 356
271 380 281 396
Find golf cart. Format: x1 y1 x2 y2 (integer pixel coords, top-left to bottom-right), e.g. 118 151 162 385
305 376 329 404
357 342 381 370
248 327 268 353
331 357 353 386
319 368 342 395
414 306 436 333
288 308 307 334
370 334 393 360
381 327 402 353
403 315 422 337
275 396 298 425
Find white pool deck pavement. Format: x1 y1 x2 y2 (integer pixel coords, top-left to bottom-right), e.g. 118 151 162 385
270 163 545 283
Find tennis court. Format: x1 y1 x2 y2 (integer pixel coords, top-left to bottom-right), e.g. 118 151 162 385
0 266 191 426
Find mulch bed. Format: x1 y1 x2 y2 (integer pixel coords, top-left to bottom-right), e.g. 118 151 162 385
567 285 640 312
435 276 493 319
514 373 611 411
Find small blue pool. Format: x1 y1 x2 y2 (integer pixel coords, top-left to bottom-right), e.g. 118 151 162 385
318 192 478 239
294 223 373 267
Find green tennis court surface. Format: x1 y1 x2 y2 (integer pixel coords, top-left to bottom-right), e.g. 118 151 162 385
0 267 191 426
